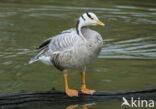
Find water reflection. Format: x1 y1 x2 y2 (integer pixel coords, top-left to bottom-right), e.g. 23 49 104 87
66 103 95 109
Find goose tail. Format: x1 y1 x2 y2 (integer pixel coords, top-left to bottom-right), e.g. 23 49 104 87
29 56 39 64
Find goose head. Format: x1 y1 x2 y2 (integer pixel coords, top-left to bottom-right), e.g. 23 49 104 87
78 12 104 27
76 12 104 39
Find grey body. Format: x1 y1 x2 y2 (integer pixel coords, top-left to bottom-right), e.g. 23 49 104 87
29 27 103 71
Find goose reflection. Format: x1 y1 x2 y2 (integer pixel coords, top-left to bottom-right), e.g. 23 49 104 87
66 103 95 109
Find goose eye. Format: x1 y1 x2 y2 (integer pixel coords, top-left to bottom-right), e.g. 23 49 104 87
91 17 94 20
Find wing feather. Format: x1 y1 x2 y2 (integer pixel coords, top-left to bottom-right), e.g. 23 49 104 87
30 28 79 64
37 38 52 52
49 28 79 52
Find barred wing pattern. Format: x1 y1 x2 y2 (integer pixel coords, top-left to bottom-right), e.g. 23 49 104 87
29 28 103 71
49 29 80 52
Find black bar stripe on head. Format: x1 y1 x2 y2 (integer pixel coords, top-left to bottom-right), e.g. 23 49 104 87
76 20 80 35
87 12 93 19
81 15 86 21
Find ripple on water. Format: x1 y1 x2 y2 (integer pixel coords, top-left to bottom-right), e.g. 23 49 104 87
100 37 156 59
149 8 156 11
20 5 120 13
0 12 17 18
1 38 156 64
116 5 137 9
2 81 23 92
2 61 13 65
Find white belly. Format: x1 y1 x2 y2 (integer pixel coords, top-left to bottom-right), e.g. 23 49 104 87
39 56 52 65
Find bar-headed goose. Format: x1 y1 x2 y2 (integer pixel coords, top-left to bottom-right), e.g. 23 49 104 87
29 12 104 97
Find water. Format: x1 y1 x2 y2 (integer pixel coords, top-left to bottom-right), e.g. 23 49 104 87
0 0 156 108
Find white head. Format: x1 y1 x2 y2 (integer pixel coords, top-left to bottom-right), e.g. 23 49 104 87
76 12 104 36
78 12 104 27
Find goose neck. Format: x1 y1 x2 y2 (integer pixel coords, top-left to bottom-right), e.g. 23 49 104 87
76 20 87 41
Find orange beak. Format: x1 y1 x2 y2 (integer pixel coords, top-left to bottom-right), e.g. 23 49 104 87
96 20 105 26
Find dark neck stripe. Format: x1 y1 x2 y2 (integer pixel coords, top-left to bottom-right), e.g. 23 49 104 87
81 15 86 21
87 12 93 19
76 20 80 35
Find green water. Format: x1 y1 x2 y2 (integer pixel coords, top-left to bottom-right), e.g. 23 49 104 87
0 0 156 109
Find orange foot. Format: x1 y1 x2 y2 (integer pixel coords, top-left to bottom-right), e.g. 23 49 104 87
66 88 78 97
81 88 96 95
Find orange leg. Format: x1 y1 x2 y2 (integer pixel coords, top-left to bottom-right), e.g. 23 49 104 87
81 72 95 95
66 104 78 109
66 103 95 109
64 73 78 97
82 105 87 109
